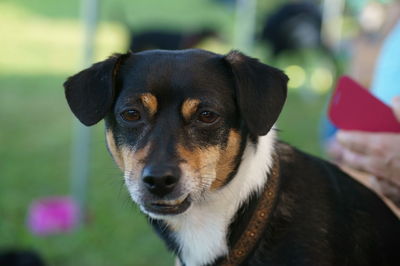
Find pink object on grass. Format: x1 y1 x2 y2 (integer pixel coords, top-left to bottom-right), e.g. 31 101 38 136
27 196 79 235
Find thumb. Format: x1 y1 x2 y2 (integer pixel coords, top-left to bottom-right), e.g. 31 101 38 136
392 96 400 122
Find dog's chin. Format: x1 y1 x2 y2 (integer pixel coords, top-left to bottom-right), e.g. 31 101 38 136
142 195 191 216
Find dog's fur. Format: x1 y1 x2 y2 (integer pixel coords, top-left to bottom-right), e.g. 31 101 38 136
64 49 400 266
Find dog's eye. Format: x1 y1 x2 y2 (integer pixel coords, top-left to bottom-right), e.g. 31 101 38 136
197 111 219 124
120 109 141 122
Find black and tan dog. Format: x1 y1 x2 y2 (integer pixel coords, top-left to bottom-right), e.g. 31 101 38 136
64 49 400 266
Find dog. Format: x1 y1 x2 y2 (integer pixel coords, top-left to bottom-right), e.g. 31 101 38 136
64 49 400 266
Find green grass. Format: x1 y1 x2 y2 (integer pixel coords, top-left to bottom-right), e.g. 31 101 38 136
1 1 330 265
278 91 327 156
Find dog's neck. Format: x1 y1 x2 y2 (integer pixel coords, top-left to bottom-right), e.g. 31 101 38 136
152 131 276 266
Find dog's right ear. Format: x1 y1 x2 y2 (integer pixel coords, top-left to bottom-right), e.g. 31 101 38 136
64 53 129 126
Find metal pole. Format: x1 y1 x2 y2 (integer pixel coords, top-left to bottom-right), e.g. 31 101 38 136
70 0 98 228
234 0 258 54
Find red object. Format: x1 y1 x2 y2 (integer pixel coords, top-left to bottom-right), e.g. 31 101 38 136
328 76 400 133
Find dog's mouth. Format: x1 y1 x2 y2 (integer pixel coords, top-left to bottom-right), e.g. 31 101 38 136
143 195 191 215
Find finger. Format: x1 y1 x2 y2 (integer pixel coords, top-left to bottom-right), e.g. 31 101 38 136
340 148 370 172
325 138 344 162
336 131 376 155
336 131 397 156
392 96 400 122
340 148 387 177
383 155 400 186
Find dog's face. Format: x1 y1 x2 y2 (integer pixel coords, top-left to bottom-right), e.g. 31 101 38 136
64 49 287 217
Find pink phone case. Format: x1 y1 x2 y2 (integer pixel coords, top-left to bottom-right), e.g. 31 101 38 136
328 76 400 133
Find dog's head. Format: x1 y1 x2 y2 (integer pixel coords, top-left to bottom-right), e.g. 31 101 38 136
64 49 287 217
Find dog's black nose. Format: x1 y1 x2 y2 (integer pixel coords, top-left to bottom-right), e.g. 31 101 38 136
142 165 180 197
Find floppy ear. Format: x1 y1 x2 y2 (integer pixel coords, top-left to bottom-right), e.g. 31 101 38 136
64 53 128 126
224 50 288 136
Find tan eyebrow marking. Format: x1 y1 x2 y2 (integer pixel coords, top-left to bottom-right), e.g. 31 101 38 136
181 99 201 121
140 93 158 116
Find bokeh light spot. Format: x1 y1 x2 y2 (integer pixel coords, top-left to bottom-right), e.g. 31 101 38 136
310 67 333 94
285 65 306 90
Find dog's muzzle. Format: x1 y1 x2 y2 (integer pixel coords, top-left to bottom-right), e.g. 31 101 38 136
141 164 191 215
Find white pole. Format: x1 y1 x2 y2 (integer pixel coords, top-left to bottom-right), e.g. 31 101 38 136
321 0 345 53
70 0 98 228
234 0 258 54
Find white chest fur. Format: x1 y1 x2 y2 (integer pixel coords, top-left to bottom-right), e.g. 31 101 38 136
165 132 276 266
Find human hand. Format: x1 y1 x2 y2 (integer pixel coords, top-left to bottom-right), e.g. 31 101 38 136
335 130 400 184
331 96 400 185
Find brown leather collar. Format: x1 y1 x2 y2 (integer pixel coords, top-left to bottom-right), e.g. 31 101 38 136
220 154 280 266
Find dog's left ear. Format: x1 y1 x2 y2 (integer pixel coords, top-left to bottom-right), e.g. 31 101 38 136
223 50 288 136
64 53 128 126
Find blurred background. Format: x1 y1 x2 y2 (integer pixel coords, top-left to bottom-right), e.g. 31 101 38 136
0 0 393 265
